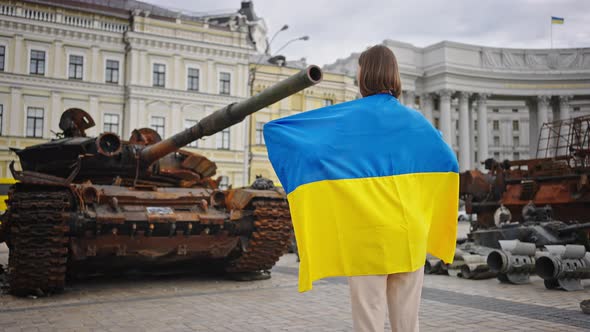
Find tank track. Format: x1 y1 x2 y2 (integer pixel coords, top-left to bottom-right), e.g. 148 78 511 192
7 187 72 296
225 199 292 273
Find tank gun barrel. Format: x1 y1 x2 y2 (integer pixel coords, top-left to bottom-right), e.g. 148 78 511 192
557 222 590 234
140 65 323 166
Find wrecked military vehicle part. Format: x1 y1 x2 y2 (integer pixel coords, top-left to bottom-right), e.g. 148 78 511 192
461 116 590 230
225 200 291 274
251 176 275 190
96 132 122 157
535 245 590 291
7 186 73 296
59 108 95 138
140 65 323 167
487 240 536 284
448 244 497 280
3 66 323 296
424 255 446 275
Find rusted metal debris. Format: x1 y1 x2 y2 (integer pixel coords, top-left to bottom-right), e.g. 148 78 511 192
431 115 590 290
2 66 323 296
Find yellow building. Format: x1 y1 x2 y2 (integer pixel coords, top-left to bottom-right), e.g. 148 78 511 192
247 62 358 185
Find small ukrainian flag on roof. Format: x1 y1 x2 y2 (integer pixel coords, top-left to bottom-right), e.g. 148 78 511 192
551 16 564 24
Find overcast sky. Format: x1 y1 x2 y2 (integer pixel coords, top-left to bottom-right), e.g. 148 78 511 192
143 0 590 66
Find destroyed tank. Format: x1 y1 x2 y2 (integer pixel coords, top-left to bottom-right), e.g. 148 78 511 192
1 66 323 296
429 115 590 290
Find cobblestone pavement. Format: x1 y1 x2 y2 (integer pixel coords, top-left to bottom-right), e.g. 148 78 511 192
1 223 590 331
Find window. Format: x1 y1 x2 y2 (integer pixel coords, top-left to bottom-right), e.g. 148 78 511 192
512 120 519 131
493 120 499 130
474 120 478 129
153 63 166 87
573 107 580 112
493 136 500 146
30 50 45 75
217 128 230 149
513 152 520 161
434 118 440 129
255 121 265 145
26 107 44 137
185 119 198 147
494 152 500 160
455 120 459 130
512 108 519 113
492 108 499 113
474 151 478 162
103 113 119 134
474 136 478 144
0 105 3 135
219 72 230 95
0 46 5 72
513 136 520 146
187 68 199 91
323 99 333 106
68 55 83 80
151 116 165 138
105 60 119 84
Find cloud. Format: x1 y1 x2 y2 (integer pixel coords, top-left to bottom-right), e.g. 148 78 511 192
142 0 590 65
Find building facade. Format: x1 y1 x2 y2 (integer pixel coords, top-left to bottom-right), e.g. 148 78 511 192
324 40 590 170
0 0 268 186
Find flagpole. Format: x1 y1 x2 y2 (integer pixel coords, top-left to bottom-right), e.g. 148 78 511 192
550 17 553 49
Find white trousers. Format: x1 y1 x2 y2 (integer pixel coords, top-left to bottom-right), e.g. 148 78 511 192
348 267 424 332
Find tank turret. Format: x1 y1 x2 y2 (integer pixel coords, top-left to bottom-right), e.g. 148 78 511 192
11 65 322 187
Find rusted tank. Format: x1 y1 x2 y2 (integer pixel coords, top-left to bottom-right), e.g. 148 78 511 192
460 115 590 231
2 66 323 296
440 115 590 287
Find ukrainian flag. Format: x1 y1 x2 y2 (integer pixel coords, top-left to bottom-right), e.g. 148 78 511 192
551 16 564 24
264 93 459 292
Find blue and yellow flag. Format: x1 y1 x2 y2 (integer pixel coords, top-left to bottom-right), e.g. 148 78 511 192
264 93 459 292
551 16 564 24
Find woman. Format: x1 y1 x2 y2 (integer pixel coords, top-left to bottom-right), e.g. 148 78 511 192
264 45 459 332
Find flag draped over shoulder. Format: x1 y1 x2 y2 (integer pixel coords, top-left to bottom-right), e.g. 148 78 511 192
264 93 459 292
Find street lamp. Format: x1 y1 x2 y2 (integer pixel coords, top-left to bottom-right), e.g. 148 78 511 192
242 33 310 186
273 35 310 55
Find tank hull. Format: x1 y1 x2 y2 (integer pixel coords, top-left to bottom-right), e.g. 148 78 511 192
4 182 291 295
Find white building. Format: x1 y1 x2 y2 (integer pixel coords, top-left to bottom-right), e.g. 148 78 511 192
324 40 590 170
0 0 268 185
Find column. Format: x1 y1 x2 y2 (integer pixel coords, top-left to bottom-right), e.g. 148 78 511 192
559 95 572 120
49 91 62 135
458 92 471 170
537 95 551 156
139 50 148 86
420 93 434 123
405 90 415 109
88 96 99 136
207 59 215 93
90 46 100 83
438 89 453 144
172 54 181 90
171 102 182 134
125 98 138 136
128 49 139 85
526 99 538 157
9 88 22 136
53 41 64 79
476 94 490 166
559 95 573 156
13 35 24 74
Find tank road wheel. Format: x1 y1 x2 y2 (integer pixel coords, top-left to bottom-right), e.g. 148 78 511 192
6 187 72 296
225 199 292 280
